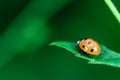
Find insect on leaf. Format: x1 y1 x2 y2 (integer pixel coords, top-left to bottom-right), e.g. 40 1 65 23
50 41 120 68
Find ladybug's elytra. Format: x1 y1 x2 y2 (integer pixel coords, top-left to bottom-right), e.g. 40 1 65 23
77 38 101 56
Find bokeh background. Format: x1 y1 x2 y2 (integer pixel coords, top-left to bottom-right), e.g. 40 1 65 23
0 0 120 80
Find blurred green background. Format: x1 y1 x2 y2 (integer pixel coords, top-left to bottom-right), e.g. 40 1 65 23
0 0 120 80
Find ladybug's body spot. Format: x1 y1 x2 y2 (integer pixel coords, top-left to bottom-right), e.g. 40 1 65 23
77 38 101 56
94 47 97 51
82 45 85 48
90 49 94 52
87 41 91 45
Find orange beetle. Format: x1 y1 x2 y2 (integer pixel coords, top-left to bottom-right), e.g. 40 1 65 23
77 38 101 56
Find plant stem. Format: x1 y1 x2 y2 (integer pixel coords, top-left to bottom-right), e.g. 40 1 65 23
105 0 120 23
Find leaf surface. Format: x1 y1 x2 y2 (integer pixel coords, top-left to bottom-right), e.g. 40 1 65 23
50 41 120 68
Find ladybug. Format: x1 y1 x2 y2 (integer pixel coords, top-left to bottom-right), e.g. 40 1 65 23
77 38 101 56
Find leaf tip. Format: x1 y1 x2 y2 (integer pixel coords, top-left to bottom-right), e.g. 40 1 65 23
49 42 56 46
49 42 53 46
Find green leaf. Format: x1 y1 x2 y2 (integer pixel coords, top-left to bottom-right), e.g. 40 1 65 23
50 41 120 68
